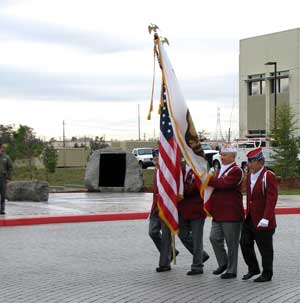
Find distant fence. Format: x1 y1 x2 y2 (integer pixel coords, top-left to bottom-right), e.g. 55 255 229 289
56 148 90 167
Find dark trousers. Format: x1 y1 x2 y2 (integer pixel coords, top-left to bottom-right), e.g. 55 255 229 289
149 207 172 267
0 177 6 212
178 216 208 271
240 216 275 279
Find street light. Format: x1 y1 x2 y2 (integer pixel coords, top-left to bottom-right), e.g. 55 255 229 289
265 61 277 129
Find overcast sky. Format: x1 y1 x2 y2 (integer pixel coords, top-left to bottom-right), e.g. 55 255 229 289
1 0 300 141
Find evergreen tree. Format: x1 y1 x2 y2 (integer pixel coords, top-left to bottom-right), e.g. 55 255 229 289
270 104 300 178
43 144 58 177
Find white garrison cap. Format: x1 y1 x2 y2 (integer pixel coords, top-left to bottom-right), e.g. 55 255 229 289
221 143 237 153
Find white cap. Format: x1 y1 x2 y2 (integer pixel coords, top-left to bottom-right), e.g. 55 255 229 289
221 144 237 153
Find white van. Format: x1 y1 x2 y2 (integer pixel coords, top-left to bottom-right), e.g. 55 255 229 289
212 139 275 171
132 148 154 168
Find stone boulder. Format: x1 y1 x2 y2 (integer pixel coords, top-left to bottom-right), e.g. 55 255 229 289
85 148 144 192
7 181 49 202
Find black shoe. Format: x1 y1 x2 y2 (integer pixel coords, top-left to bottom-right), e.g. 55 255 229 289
213 264 227 275
221 273 237 279
187 269 203 275
0 211 5 215
156 266 171 272
203 253 210 263
253 275 272 282
242 270 260 280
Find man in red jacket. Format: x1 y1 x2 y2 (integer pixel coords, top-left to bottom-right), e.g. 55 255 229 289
207 144 244 279
178 161 209 275
240 147 278 282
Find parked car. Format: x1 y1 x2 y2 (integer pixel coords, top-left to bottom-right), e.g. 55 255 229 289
201 143 219 168
132 148 154 168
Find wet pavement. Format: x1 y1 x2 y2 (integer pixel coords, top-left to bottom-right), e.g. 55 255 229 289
1 193 300 219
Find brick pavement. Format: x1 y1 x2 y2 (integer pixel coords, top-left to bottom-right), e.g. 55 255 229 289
1 215 300 302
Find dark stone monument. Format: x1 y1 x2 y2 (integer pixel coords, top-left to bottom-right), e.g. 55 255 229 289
85 148 144 192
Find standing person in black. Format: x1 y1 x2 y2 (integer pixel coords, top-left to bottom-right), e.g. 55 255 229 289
148 149 178 272
0 143 13 215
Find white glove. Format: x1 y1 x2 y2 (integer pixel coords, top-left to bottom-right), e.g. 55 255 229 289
257 218 269 228
208 167 215 176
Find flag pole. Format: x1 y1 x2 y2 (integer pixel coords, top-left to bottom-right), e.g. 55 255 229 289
171 234 176 265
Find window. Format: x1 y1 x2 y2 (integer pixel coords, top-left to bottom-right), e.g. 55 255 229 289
137 149 152 156
280 78 289 93
201 143 212 150
248 74 265 96
270 71 289 93
248 130 266 136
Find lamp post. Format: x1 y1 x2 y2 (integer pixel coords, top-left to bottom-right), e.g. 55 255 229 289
265 61 277 129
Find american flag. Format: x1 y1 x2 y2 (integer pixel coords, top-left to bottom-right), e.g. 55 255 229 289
157 86 183 234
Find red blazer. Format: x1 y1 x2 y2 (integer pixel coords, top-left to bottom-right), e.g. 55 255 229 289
150 169 159 214
246 167 278 230
178 168 206 221
208 163 244 222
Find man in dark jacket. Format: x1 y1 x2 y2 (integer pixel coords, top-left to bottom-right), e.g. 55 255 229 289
240 147 278 282
0 143 13 215
178 161 209 275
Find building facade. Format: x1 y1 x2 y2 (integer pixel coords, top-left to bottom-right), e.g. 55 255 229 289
239 28 300 138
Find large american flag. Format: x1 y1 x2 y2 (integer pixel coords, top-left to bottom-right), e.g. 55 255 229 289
157 86 183 234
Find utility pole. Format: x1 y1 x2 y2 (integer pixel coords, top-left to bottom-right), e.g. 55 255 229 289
62 120 66 170
138 104 141 141
215 107 225 142
63 120 66 148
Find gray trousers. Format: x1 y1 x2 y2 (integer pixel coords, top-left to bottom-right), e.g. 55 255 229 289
209 221 242 274
149 207 172 267
178 216 207 271
0 177 6 212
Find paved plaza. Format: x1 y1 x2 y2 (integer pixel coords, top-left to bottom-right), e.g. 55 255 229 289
1 214 300 302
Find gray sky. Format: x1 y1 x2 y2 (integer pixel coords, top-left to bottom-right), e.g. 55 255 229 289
1 0 300 140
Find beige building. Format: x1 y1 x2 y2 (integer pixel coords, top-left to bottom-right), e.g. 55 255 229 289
239 28 300 138
56 148 90 167
110 140 158 153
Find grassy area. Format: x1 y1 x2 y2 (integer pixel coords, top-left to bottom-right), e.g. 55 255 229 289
12 167 300 195
143 169 155 189
278 189 300 195
12 167 86 188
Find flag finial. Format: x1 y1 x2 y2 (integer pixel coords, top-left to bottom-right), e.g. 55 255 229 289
148 23 159 35
160 36 169 46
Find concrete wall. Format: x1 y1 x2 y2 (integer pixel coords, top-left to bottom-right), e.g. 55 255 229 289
247 95 266 131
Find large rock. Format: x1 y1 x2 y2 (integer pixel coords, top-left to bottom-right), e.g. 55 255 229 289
85 148 144 192
7 181 49 202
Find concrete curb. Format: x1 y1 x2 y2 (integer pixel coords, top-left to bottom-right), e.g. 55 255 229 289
0 208 299 227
